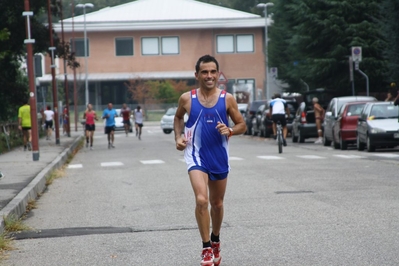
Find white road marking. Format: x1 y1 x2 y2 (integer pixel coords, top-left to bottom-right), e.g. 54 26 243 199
297 155 326 159
257 156 285 160
229 157 244 161
334 155 365 159
101 162 124 167
140 160 165 164
68 164 83 169
371 153 399 158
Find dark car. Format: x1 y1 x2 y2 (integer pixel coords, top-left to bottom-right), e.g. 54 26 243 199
356 102 399 152
323 96 377 147
244 100 267 135
291 89 337 143
332 101 371 150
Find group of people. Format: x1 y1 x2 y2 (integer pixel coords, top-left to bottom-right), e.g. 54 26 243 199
83 103 144 150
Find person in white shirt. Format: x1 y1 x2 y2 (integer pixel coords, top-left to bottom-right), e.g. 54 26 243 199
269 93 290 146
133 106 144 140
43 105 55 140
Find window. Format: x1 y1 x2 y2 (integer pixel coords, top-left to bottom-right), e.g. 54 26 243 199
236 35 254 52
216 34 254 54
142 36 179 55
115 37 133 56
161 37 179 55
72 38 89 57
142 37 159 55
217 36 234 53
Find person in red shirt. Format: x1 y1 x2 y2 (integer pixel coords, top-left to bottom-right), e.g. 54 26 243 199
120 103 131 136
83 104 98 149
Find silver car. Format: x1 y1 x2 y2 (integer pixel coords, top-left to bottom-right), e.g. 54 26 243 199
160 107 188 134
356 102 399 152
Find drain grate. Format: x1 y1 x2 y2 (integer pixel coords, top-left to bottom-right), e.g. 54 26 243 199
274 190 314 194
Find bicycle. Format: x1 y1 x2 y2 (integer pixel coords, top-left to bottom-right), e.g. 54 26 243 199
276 120 283 154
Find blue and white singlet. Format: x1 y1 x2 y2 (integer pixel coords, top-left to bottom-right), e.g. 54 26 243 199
184 89 230 174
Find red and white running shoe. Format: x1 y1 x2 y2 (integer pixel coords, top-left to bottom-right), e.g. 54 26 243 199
212 242 222 266
200 247 214 266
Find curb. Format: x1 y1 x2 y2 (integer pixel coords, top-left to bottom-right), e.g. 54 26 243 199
0 135 84 234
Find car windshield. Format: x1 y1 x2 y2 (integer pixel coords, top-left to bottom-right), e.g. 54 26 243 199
369 105 399 119
346 104 366 116
165 108 177 115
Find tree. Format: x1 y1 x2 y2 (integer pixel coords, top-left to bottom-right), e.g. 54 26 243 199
269 0 388 95
0 0 49 121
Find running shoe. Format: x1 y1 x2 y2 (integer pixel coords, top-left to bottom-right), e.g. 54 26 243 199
111 143 115 148
90 146 93 150
27 142 32 151
200 247 214 266
314 137 323 144
108 143 111 149
283 138 287 146
211 242 222 266
24 146 27 151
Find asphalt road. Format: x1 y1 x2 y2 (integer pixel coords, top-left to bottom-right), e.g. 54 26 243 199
5 125 399 266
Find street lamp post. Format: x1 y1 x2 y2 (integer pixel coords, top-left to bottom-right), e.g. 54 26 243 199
257 2 274 100
76 3 93 106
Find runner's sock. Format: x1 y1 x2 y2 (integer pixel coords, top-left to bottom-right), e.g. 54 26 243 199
202 241 211 249
211 232 220 243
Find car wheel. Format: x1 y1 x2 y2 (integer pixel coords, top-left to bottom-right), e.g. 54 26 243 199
323 130 331 146
339 135 347 150
357 135 365 151
292 130 298 143
163 129 172 134
333 133 340 149
298 129 305 143
366 135 375 152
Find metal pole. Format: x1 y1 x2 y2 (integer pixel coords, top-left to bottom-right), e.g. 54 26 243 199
264 5 269 100
83 6 89 106
71 0 78 132
59 1 71 137
23 1 39 161
357 69 369 97
46 0 60 144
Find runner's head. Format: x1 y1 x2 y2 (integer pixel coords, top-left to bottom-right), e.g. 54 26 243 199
108 103 113 110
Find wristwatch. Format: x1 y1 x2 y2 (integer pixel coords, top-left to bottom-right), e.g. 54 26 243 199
228 127 233 137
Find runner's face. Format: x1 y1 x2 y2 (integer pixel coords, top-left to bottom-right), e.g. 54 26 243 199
108 104 112 110
195 62 219 90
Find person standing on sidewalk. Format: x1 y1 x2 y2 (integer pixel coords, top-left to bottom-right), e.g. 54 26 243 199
102 103 117 149
83 104 98 150
173 54 246 266
313 97 325 144
120 103 131 137
133 105 144 140
43 105 55 141
18 100 32 151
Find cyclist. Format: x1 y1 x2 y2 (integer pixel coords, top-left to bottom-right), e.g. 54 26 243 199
269 93 290 146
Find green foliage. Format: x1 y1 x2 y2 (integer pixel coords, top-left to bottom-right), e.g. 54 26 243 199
269 0 389 94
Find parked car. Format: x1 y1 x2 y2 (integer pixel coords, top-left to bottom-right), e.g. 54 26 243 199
356 102 399 152
244 100 267 135
251 104 270 137
160 107 188 134
323 96 377 147
114 109 133 132
291 89 337 143
229 103 248 127
332 101 372 150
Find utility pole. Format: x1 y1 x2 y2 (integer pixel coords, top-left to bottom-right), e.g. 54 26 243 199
23 0 40 161
46 0 60 145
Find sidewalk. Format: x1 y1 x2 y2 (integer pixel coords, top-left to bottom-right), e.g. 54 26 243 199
0 129 83 233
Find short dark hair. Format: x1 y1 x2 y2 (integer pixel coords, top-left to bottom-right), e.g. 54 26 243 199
195 55 219 73
274 93 281 98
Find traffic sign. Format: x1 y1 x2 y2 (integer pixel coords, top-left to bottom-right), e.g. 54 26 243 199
218 71 228 84
351 47 362 62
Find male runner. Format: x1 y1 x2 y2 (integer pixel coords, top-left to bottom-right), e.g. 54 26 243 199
174 54 246 266
120 103 131 136
18 100 32 151
133 106 144 140
102 103 117 148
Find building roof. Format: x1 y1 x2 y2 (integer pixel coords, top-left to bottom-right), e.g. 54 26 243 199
56 0 264 32
38 71 196 83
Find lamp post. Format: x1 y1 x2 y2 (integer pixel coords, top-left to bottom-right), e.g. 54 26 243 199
76 3 93 106
257 2 274 100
